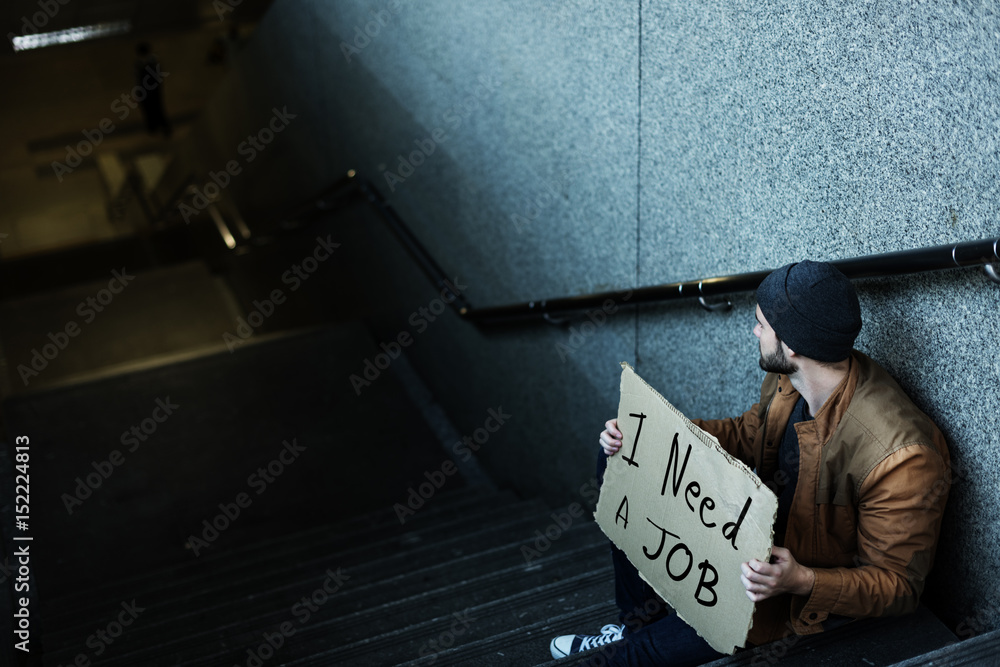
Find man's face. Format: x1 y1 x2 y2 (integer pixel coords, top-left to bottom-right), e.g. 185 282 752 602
754 305 797 375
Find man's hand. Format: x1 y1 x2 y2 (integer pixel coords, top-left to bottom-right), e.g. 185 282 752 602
600 418 621 456
740 546 815 602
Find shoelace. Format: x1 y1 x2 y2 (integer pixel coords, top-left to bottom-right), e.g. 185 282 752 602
578 624 624 650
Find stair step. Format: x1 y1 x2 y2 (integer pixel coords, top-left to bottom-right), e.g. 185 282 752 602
888 627 1000 666
16 321 469 601
326 521 606 618
534 606 964 667
283 568 616 666
397 600 621 667
96 536 611 667
531 604 962 667
699 604 956 666
44 497 548 648
45 487 517 622
322 542 611 644
45 503 595 664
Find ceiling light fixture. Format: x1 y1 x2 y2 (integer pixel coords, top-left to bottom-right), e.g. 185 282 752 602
11 20 131 53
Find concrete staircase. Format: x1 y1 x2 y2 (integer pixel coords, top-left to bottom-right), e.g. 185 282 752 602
34 478 988 666
37 487 619 666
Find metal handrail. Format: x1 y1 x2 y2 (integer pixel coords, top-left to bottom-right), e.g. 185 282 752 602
299 172 1000 326
355 177 470 311
465 237 1000 324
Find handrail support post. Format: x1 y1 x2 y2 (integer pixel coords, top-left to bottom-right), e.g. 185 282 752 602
697 280 733 313
987 239 1000 284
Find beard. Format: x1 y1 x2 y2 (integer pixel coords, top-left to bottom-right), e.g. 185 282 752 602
759 344 798 375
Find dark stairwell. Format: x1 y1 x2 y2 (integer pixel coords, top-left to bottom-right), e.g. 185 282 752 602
0 200 626 666
0 184 994 666
0 2 997 659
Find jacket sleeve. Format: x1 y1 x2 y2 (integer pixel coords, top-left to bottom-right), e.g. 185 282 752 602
790 442 950 631
691 373 778 469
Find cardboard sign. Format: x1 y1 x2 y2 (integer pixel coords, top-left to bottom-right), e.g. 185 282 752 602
595 362 778 654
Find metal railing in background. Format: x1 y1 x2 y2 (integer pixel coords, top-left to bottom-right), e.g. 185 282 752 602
354 177 473 315
264 171 1000 326
462 236 1000 324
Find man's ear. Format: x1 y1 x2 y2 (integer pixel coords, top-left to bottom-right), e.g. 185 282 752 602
781 340 797 358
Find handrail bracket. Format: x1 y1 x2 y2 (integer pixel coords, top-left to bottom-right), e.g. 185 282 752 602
697 281 733 313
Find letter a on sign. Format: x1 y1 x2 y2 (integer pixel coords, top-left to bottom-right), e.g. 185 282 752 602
594 362 777 654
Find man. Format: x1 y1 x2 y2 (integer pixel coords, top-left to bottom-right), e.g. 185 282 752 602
135 42 172 137
550 261 951 666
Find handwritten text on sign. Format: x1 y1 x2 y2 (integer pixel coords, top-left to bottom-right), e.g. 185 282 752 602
594 363 777 654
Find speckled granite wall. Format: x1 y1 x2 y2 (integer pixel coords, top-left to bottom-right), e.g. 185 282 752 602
192 0 999 633
291 0 641 507
635 0 1000 633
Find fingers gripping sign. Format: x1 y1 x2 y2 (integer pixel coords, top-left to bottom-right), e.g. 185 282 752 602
740 546 815 602
600 418 622 456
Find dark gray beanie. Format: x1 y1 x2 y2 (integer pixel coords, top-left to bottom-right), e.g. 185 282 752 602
756 260 862 362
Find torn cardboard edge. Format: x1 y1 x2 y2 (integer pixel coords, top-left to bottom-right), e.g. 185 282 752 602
594 362 778 654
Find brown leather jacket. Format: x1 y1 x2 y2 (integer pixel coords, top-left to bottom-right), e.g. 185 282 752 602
693 351 950 645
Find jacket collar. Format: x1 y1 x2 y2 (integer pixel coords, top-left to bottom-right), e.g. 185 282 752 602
770 352 860 445
803 352 859 445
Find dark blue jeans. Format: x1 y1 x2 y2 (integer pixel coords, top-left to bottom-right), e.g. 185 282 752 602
583 448 727 667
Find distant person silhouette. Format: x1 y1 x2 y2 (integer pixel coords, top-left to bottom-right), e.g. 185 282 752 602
208 24 243 65
135 42 172 137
